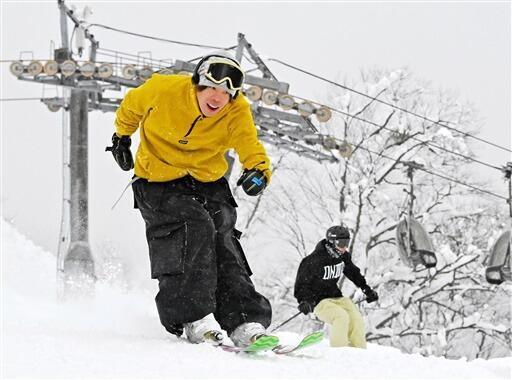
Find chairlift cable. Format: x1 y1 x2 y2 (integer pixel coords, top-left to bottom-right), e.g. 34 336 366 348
0 97 43 101
88 23 233 50
268 57 511 154
290 93 503 172
355 145 508 201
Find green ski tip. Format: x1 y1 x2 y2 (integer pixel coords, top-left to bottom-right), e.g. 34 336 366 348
244 335 280 352
298 331 324 348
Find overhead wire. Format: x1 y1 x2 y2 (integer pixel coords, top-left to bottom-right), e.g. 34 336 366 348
261 104 507 200
289 93 503 172
88 23 237 51
0 97 43 101
254 93 507 199
257 89 506 198
340 139 508 201
267 57 512 154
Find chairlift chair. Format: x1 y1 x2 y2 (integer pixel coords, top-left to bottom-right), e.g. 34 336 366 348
396 217 437 269
485 230 511 285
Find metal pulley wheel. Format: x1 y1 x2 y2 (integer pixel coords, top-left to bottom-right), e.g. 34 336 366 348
245 86 262 101
121 65 137 79
27 61 43 76
60 60 77 77
44 60 59 76
47 103 62 112
278 94 295 110
79 62 96 77
262 90 278 105
298 101 315 117
138 66 153 81
338 141 353 158
9 61 25 76
97 63 114 78
315 106 332 122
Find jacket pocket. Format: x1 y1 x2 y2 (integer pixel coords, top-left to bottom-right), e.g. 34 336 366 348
148 223 187 278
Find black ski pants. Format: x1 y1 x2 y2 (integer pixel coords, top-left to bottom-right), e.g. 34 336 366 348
132 175 272 335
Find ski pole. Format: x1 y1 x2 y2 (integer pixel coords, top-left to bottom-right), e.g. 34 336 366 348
270 298 367 333
269 311 302 333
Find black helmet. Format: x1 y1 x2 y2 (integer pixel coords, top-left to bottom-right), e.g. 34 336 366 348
326 225 350 248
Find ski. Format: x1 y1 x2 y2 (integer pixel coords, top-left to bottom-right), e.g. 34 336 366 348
217 334 280 353
272 331 324 355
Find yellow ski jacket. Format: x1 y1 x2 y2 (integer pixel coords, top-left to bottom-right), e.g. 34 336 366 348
115 74 271 183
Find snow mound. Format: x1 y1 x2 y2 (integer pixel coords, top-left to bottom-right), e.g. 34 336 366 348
1 219 510 379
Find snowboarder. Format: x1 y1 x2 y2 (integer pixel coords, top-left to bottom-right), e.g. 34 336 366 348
294 225 378 348
106 50 273 348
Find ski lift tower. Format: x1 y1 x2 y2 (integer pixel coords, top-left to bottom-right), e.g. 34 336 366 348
57 0 96 296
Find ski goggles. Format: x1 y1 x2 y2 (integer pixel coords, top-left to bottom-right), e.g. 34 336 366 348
202 58 244 91
332 238 350 249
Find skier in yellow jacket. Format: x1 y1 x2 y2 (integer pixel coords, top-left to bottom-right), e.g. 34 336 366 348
107 51 273 348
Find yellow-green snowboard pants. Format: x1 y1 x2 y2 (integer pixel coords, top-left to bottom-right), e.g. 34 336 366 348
314 297 366 348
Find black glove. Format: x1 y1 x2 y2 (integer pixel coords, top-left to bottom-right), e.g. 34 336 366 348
362 286 379 303
298 301 314 315
105 133 134 171
236 168 267 196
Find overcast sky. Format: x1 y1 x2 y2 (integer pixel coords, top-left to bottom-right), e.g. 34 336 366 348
1 2 510 282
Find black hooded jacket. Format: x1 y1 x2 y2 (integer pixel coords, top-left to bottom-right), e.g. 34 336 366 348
294 239 368 307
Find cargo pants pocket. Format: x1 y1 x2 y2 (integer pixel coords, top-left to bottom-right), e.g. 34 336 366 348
147 223 187 278
232 228 253 277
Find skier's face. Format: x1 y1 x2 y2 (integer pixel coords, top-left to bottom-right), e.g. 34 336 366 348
335 246 348 254
196 86 230 117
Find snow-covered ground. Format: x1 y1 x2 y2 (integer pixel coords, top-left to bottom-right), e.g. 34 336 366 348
1 219 510 380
